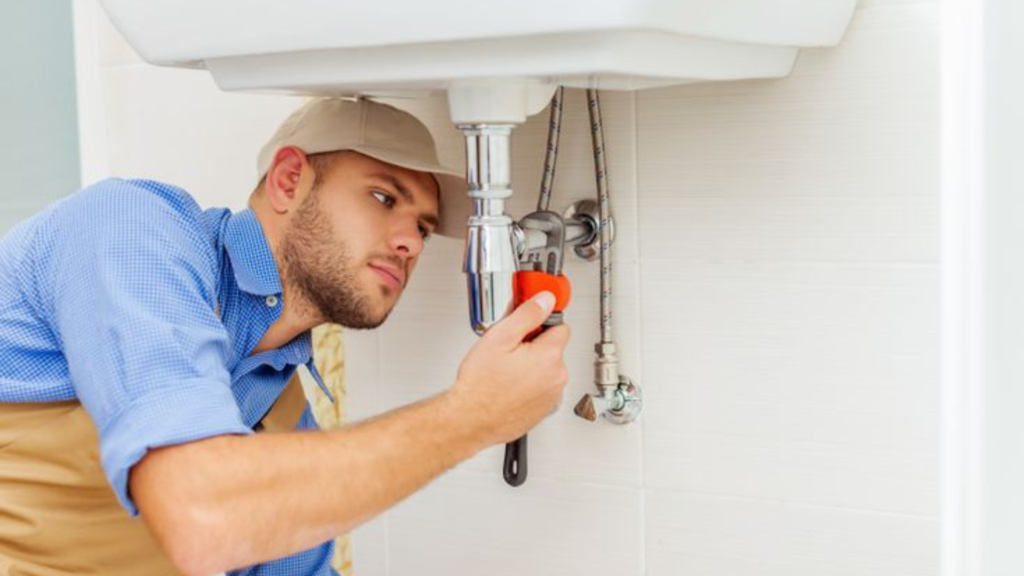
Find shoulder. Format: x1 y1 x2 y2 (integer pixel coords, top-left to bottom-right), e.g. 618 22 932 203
61 178 206 225
35 179 228 284
54 179 218 251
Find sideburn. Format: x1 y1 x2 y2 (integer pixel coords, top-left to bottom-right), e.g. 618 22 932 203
280 187 387 329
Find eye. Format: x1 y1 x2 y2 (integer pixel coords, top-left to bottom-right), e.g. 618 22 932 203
418 224 432 241
371 190 395 207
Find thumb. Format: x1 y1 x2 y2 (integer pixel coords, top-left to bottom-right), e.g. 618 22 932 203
487 291 556 348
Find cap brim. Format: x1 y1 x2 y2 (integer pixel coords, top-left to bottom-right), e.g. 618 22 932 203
352 145 469 239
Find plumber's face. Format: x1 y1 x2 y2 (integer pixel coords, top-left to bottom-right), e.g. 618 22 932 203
281 151 440 328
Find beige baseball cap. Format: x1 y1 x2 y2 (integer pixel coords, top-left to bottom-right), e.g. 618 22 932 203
257 97 470 238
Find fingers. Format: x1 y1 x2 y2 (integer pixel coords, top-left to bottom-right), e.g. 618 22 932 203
530 323 570 350
487 292 556 349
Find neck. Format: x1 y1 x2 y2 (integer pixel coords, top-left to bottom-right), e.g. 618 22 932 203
249 202 325 356
248 270 326 358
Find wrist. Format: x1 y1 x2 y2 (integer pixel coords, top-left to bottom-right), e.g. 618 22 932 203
435 386 493 458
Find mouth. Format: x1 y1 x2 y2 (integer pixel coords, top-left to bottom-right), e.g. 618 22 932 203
369 263 404 290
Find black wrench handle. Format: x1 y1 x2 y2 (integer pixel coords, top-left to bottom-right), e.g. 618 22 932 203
502 313 562 487
503 435 528 486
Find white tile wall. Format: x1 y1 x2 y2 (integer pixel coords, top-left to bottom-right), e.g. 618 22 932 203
386 471 643 576
645 489 935 576
75 0 940 574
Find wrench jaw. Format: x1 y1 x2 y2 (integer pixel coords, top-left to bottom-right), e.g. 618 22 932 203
517 211 567 275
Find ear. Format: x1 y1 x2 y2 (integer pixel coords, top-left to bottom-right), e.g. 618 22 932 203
264 146 309 214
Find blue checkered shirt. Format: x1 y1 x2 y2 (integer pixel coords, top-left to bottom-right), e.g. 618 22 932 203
0 178 339 575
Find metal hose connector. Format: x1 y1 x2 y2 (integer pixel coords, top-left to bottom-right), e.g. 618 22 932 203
586 89 614 348
572 89 643 424
537 86 565 212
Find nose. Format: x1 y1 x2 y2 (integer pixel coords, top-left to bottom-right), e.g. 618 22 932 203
390 214 425 260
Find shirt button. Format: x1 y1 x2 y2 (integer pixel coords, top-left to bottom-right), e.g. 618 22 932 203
265 295 279 307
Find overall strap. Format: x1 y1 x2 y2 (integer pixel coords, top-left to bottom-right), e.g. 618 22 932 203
255 372 308 432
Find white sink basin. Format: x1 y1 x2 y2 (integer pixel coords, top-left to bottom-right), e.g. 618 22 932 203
99 0 857 95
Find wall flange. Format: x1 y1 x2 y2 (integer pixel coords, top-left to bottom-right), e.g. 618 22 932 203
564 199 614 262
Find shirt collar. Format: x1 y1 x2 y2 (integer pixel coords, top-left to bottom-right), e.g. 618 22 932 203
223 209 282 297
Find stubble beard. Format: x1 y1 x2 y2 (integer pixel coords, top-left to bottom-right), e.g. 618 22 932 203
280 189 392 330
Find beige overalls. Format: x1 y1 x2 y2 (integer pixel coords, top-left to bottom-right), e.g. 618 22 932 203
0 375 308 576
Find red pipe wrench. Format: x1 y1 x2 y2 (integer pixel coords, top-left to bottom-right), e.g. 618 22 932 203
504 211 572 487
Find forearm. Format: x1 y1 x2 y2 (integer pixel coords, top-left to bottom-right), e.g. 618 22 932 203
132 390 484 575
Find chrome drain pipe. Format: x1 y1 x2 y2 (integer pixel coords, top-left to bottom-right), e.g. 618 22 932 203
459 124 519 335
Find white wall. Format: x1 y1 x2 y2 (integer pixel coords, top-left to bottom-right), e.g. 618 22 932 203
940 0 1024 573
74 0 940 574
1 0 80 233
977 0 1024 569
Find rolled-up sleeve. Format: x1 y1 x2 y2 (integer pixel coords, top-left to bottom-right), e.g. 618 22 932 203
38 180 252 514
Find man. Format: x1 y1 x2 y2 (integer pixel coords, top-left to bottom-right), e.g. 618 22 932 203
0 98 570 575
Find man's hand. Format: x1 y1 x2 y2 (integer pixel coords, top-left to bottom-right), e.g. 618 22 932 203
448 291 571 446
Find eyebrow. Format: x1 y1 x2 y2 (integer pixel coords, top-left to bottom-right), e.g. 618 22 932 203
370 172 441 231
